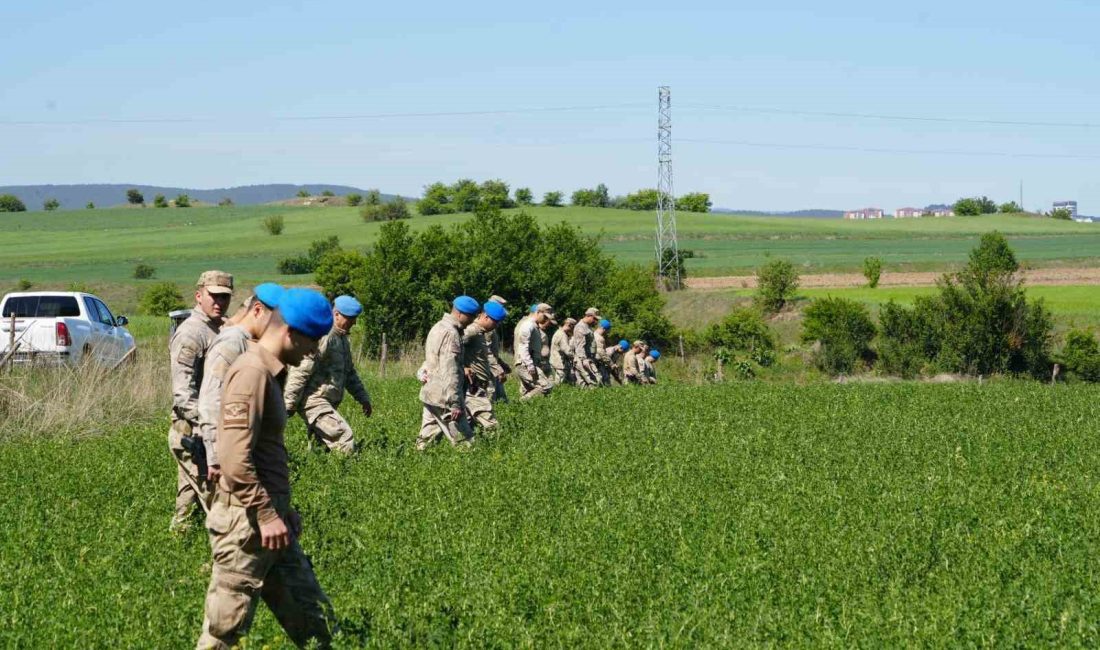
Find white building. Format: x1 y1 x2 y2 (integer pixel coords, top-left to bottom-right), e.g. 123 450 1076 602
1054 201 1078 218
844 207 884 220
894 207 922 218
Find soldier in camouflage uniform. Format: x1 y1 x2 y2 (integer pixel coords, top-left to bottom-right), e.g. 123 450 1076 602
462 301 508 431
284 296 372 454
417 296 479 450
623 340 645 384
571 307 601 388
550 317 576 385
514 302 553 399
168 270 233 532
642 349 660 384
486 295 511 401
593 319 613 386
198 284 283 485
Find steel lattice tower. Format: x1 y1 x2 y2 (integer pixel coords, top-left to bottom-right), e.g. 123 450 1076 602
655 86 681 290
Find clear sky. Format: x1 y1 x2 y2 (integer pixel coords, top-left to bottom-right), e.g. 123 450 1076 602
2 0 1098 212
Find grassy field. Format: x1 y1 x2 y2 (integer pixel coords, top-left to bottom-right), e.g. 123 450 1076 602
3 205 1099 293
4 379 1100 646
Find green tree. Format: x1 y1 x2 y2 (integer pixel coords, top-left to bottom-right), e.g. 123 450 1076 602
954 196 997 216
543 191 564 207
365 189 382 206
346 193 363 207
676 192 712 213
480 179 514 209
86 202 95 209
418 182 451 215
624 189 660 211
999 201 1022 213
153 194 168 208
175 194 191 208
138 282 185 315
126 188 144 205
296 189 311 198
863 256 882 288
1058 329 1100 382
362 198 411 222
43 198 60 212
514 187 534 206
218 197 234 207
801 297 876 375
755 259 800 313
321 190 335 197
1050 208 1073 220
0 194 27 212
705 308 777 367
133 263 156 279
314 250 368 299
451 179 481 212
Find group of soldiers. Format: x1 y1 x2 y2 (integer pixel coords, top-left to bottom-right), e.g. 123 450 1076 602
167 271 662 648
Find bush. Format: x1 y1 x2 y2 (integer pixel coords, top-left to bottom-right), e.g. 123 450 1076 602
676 192 712 213
277 256 313 275
480 179 514 209
218 197 234 207
132 263 156 279
361 198 410 222
999 201 1022 213
1050 208 1073 221
876 301 929 378
174 194 191 208
571 183 610 208
953 196 996 216
67 282 93 293
543 191 563 207
43 198 60 212
1059 330 1100 382
314 250 369 300
801 297 876 375
262 214 285 235
153 194 168 208
755 259 799 313
365 189 382 206
297 189 310 198
86 202 95 210
126 189 144 205
0 194 27 212
623 189 660 211
514 187 534 206
16 279 32 291
346 193 363 207
863 256 882 288
275 236 341 275
321 190 335 197
705 308 777 366
138 282 185 316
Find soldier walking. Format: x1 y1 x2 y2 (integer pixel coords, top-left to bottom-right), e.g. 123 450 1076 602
571 307 601 388
486 295 512 402
642 348 661 384
284 296 372 454
169 270 233 532
196 288 336 649
462 300 508 432
623 340 646 384
198 283 283 486
416 296 480 450
607 339 630 385
550 317 576 385
513 303 554 399
594 319 613 385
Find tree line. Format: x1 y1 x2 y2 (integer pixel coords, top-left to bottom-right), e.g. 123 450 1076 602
415 179 711 215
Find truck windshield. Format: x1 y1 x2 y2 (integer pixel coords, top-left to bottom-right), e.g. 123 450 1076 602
2 296 81 318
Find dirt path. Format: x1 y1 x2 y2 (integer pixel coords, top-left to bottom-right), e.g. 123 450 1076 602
687 267 1100 290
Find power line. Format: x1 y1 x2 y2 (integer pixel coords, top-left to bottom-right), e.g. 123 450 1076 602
678 137 1100 160
681 102 1100 129
0 102 651 126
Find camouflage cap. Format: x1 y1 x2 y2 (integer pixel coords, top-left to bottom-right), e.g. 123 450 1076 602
536 302 554 314
633 340 646 347
564 317 577 326
488 294 509 305
584 307 601 317
197 270 233 295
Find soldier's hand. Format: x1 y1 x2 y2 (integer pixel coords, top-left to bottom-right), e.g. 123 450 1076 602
362 401 373 418
260 517 291 550
207 465 221 482
464 368 474 384
449 407 464 422
286 509 302 538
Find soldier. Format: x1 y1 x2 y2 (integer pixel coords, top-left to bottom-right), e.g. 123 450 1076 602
462 300 508 431
593 319 614 385
642 349 661 384
537 317 555 381
550 317 576 385
607 339 630 385
417 296 480 450
486 295 512 402
197 287 336 650
572 307 601 388
623 340 646 384
513 302 553 399
198 283 283 485
168 270 233 533
284 296 372 454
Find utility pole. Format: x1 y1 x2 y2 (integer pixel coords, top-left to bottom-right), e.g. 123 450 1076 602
1019 179 1024 211
655 86 682 290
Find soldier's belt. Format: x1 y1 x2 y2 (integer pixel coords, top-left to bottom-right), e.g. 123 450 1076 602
213 489 245 508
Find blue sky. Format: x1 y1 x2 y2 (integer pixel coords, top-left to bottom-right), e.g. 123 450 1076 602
2 0 1098 212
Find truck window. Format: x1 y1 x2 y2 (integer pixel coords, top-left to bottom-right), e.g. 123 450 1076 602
2 296 81 318
92 299 115 327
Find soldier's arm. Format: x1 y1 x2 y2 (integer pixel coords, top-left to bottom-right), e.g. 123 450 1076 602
198 350 233 465
169 337 202 423
515 325 535 369
438 330 464 409
217 366 278 524
282 352 316 412
346 353 371 406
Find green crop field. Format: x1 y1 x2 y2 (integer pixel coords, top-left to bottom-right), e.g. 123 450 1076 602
4 379 1100 646
3 205 1099 292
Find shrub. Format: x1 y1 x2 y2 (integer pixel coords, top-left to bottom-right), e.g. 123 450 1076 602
138 282 185 316
801 297 876 375
0 194 27 212
218 197 234 207
999 201 1022 213
480 179 514 209
86 202 95 210
1050 208 1073 220
365 189 382 206
43 198 60 212
571 184 610 207
275 236 341 275
126 189 144 205
755 259 799 313
132 263 156 279
277 256 313 275
361 198 410 222
314 250 368 300
543 191 563 207
623 189 660 211
876 300 930 378
262 214 285 235
514 187 534 206
953 196 996 216
321 190 335 197
863 256 882 288
705 308 777 367
174 194 191 208
676 192 712 213
16 279 32 291
297 189 310 198
346 193 363 207
67 282 93 293
153 194 168 208
1059 330 1100 382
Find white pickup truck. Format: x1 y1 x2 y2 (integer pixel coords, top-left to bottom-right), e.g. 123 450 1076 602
0 292 136 367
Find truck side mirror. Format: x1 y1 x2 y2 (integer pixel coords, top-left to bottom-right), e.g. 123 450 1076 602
115 315 129 327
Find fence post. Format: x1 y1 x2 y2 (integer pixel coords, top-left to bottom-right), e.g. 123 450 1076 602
380 333 388 379
678 334 685 361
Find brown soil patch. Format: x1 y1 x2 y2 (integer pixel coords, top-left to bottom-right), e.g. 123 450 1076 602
687 267 1100 290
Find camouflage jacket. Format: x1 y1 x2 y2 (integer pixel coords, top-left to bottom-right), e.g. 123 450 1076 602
198 325 251 464
169 307 221 426
284 327 370 414
420 313 465 409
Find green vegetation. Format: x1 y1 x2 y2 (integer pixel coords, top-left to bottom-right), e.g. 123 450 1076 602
132 263 156 280
0 194 27 212
5 380 1100 646
1058 329 1100 382
127 188 144 205
360 198 410 222
801 297 876 375
863 256 882 288
175 194 191 208
542 191 563 207
419 179 515 215
345 193 362 207
43 198 60 212
954 195 997 216
138 281 185 316
262 214 285 236
153 194 168 208
514 187 534 206
755 258 800 313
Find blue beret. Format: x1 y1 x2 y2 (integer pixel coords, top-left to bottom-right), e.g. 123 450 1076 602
279 288 333 340
253 283 284 309
529 303 538 313
649 349 660 360
619 339 629 350
599 319 611 329
454 295 480 315
484 301 507 321
334 295 362 317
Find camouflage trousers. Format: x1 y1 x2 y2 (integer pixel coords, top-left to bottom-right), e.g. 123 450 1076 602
301 403 355 454
197 492 335 650
551 362 573 387
169 421 212 530
416 403 474 450
464 388 497 431
573 359 600 388
515 364 552 400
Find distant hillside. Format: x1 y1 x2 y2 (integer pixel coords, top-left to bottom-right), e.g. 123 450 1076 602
713 208 845 219
0 184 404 211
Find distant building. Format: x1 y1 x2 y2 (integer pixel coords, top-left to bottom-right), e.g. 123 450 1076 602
925 204 955 217
844 207 884 220
894 207 922 218
1054 200 1078 217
